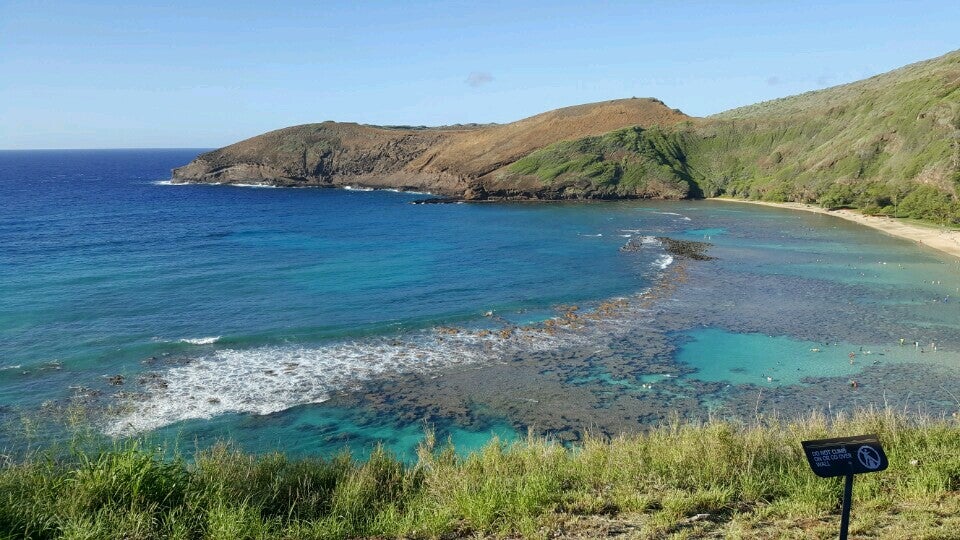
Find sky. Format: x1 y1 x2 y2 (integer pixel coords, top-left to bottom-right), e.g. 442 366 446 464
1 0 959 149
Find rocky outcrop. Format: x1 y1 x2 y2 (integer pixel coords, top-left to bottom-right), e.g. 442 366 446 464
656 238 715 260
620 237 715 260
171 99 691 199
172 122 472 194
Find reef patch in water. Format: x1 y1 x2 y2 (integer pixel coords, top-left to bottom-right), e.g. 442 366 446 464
619 236 715 261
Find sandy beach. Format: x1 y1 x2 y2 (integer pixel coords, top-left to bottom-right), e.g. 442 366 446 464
711 198 960 260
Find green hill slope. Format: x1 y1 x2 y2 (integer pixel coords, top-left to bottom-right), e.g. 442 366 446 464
497 50 960 223
171 98 690 197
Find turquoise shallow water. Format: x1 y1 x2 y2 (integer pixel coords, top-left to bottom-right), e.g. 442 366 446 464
2 150 959 458
675 329 862 386
151 406 518 462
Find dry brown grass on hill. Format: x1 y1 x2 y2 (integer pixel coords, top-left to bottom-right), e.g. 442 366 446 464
172 98 690 194
412 98 690 178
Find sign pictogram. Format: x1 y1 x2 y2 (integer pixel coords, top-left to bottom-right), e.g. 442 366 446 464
856 445 882 470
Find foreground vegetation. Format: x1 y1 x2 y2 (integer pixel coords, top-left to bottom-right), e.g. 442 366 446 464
1 409 958 539
505 50 960 224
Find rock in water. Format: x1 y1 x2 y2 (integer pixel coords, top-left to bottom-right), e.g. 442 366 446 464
620 236 715 260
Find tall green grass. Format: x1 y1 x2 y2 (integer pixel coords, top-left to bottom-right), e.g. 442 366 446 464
1 408 958 538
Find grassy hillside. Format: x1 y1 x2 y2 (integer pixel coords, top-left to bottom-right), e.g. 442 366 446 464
171 99 689 196
501 50 960 223
2 410 958 539
504 126 701 199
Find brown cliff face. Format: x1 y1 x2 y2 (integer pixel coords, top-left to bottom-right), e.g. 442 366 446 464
171 98 690 198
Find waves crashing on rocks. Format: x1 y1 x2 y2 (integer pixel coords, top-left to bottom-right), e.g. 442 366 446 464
105 237 707 436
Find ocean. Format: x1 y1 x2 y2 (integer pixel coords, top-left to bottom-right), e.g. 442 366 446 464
2 149 958 459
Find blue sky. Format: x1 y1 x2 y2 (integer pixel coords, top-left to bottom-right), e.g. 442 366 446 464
1 1 958 149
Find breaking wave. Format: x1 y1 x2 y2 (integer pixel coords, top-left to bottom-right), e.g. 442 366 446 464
654 254 674 270
107 326 573 435
152 180 278 188
654 211 692 221
104 282 677 436
229 183 280 188
344 186 433 195
383 188 432 195
179 336 221 345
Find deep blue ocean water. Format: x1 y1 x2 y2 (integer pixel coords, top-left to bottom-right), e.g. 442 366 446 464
2 150 959 459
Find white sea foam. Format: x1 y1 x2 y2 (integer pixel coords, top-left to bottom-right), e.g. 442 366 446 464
152 180 176 186
344 186 433 195
0 364 22 371
229 183 280 188
107 325 577 435
105 278 678 436
653 254 674 270
579 233 603 237
654 211 692 221
383 188 433 195
179 336 221 345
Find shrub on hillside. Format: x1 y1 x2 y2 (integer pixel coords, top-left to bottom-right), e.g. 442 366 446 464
897 185 959 224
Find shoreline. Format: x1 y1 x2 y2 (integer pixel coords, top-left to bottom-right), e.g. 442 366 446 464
710 197 960 260
165 179 960 259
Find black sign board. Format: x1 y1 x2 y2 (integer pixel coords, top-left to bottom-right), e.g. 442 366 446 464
802 434 888 478
801 434 888 540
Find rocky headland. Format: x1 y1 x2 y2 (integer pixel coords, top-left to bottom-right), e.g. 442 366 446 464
173 51 960 227
172 98 691 200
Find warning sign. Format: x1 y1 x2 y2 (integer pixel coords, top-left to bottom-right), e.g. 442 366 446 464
801 434 888 478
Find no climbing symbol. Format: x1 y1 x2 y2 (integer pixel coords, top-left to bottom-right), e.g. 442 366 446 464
857 445 882 470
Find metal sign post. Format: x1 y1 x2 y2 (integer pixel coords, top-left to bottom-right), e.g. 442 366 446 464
801 434 888 540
